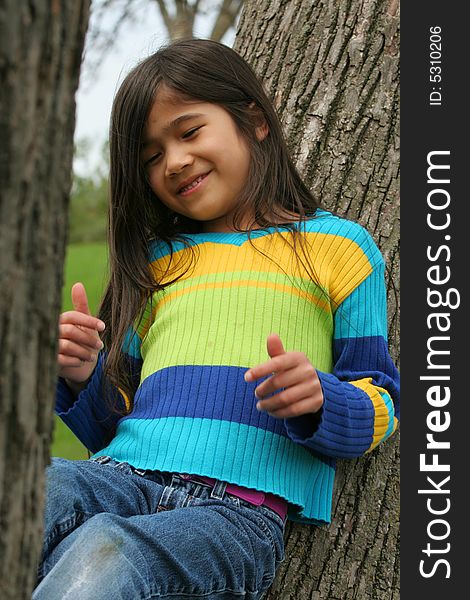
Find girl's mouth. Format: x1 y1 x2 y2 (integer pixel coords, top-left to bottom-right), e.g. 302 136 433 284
178 172 210 196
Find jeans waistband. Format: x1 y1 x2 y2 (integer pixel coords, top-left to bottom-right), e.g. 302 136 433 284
177 473 288 522
90 456 288 522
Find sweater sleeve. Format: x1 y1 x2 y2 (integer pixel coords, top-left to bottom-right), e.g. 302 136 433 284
284 237 400 459
55 327 144 454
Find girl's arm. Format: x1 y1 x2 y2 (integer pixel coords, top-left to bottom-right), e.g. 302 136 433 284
56 328 144 454
57 354 120 453
247 224 399 460
55 354 141 452
283 257 399 459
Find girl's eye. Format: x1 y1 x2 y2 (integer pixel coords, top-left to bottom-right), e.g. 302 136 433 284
144 127 201 166
182 126 201 139
145 152 161 166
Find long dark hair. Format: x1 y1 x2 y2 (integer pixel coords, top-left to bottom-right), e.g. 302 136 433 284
98 38 322 413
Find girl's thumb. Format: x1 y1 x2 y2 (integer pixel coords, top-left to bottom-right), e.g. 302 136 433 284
71 282 91 315
266 333 286 358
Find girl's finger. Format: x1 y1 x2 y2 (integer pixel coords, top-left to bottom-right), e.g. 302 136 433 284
244 352 303 382
59 323 104 350
71 282 91 315
59 311 105 331
254 363 314 399
256 381 315 413
58 339 98 363
266 396 322 420
57 354 88 368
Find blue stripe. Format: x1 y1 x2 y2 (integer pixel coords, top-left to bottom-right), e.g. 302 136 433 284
123 365 333 467
332 336 400 421
333 336 392 372
126 366 288 436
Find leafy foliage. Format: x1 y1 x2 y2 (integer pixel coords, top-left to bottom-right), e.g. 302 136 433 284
69 139 109 243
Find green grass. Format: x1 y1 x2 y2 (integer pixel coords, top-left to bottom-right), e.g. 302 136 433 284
61 241 109 315
51 241 108 460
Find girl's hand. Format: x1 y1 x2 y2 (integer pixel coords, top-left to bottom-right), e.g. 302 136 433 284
244 333 323 419
58 282 106 386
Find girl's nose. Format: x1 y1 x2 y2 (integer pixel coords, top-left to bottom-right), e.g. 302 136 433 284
165 146 193 177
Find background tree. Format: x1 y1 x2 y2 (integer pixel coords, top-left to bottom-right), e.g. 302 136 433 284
86 0 243 66
69 140 109 244
234 0 400 598
0 2 90 598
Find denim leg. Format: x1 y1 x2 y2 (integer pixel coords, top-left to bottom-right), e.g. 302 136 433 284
37 457 165 583
34 468 285 600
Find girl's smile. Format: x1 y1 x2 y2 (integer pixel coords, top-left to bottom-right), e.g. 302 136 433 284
177 171 211 196
142 87 264 232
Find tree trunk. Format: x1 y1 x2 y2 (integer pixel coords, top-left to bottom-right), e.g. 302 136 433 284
0 2 90 598
234 1 400 598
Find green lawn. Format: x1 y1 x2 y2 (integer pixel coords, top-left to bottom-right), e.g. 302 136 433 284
51 242 108 460
61 241 109 315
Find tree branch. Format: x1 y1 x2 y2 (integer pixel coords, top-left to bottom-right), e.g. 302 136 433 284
210 0 243 42
155 0 173 33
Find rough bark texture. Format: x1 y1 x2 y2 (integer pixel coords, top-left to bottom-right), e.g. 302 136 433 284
234 1 400 598
0 1 90 598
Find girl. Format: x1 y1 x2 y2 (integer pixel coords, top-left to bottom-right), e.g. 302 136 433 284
35 38 400 599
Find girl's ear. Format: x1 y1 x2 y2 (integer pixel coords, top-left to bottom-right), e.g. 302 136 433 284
255 120 269 142
248 101 269 141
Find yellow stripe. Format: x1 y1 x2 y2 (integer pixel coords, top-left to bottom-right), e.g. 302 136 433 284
350 377 394 452
150 231 374 308
118 387 131 412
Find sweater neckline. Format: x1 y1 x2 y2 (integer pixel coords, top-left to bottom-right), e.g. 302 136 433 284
186 212 321 237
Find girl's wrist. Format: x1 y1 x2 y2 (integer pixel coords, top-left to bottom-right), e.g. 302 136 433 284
64 376 92 398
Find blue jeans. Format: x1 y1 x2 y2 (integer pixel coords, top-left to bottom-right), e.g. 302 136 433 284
33 457 286 599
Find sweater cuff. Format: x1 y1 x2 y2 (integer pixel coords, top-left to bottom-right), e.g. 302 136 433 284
55 356 103 417
55 356 121 453
284 370 375 458
56 377 76 414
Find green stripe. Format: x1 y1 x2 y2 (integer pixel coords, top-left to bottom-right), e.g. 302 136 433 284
140 285 334 379
135 270 328 341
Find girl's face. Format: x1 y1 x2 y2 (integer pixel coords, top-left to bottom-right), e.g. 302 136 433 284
142 88 261 232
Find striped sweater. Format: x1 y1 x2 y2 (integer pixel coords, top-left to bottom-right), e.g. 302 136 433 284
56 209 400 524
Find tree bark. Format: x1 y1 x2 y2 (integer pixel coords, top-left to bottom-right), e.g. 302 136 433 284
0 1 90 598
234 1 400 598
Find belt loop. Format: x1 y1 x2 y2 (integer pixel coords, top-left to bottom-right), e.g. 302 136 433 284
158 483 175 511
170 474 182 487
210 479 227 500
90 455 111 464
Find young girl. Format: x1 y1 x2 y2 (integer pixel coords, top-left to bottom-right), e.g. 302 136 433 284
35 38 400 599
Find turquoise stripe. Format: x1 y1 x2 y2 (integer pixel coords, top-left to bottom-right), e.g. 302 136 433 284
123 327 141 359
94 417 334 524
334 263 387 339
148 211 383 261
381 391 395 440
148 224 303 255
303 214 383 267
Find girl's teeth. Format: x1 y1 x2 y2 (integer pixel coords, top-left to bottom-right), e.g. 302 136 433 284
181 175 204 193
